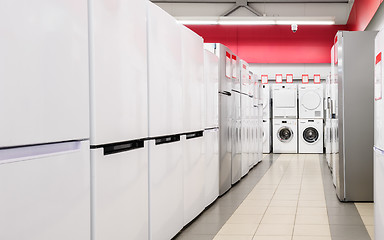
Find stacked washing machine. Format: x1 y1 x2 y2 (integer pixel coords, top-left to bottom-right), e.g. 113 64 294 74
298 84 324 153
262 84 272 153
272 84 298 153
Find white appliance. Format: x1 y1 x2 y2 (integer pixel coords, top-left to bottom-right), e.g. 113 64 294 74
298 119 323 153
240 60 250 177
262 84 271 119
181 25 205 225
263 119 271 153
147 3 184 240
0 1 90 239
331 119 339 187
272 84 298 118
375 27 384 240
273 119 298 153
324 119 332 168
257 77 264 163
298 84 324 119
203 50 219 207
88 0 149 239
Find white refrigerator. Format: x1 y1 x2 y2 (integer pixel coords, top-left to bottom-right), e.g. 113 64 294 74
204 50 220 207
0 1 90 239
88 0 149 240
374 27 384 240
147 3 184 240
240 60 250 177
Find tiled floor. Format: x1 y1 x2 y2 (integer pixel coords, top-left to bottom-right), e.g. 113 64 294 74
174 154 373 240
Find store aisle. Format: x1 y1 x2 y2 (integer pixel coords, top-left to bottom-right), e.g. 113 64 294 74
174 154 372 240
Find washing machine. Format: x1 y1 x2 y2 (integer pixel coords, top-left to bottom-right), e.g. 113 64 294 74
262 85 271 119
272 84 297 118
298 84 324 119
273 119 297 153
262 119 271 153
298 119 323 153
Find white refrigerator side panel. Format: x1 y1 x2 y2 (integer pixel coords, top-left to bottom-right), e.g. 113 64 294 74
0 141 90 240
375 30 384 150
0 0 89 147
204 50 220 129
183 135 205 225
149 139 183 240
91 144 148 240
89 0 148 145
204 129 219 207
181 26 204 132
148 3 183 137
375 148 384 240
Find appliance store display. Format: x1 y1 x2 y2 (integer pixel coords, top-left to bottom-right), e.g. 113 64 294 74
273 119 298 153
263 119 272 153
299 84 324 119
333 31 376 202
298 119 323 153
262 85 271 119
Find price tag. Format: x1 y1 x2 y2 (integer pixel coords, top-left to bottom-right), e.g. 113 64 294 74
375 52 382 101
225 52 231 78
276 74 283 83
261 75 268 84
286 74 293 83
302 74 309 84
314 74 321 84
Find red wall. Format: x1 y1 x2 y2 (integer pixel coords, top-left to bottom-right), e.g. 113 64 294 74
188 25 348 63
347 0 382 31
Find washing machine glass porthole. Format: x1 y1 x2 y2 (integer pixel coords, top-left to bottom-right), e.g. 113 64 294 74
303 127 319 144
278 127 293 143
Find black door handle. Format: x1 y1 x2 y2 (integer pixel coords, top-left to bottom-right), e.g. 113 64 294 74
219 91 232 96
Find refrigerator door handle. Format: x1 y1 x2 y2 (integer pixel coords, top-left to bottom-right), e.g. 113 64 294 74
374 146 384 155
219 91 232 96
154 134 180 145
103 139 145 156
185 131 204 140
0 141 82 164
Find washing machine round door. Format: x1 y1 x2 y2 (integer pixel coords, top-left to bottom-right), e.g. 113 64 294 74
303 127 319 144
278 127 293 142
301 91 321 110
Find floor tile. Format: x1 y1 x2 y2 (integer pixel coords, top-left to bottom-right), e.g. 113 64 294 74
261 214 295 224
252 236 292 240
217 223 258 235
296 207 327 215
255 224 294 236
214 235 253 240
295 214 329 225
293 224 331 236
227 214 263 224
265 206 297 215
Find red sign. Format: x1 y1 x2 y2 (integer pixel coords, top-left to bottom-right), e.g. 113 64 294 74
261 75 268 84
286 74 293 83
377 52 382 64
302 74 309 84
275 74 283 83
314 74 321 84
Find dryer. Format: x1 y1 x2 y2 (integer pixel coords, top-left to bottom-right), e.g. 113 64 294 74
272 84 298 118
262 85 271 119
263 119 271 153
299 84 324 119
298 119 323 153
273 119 297 153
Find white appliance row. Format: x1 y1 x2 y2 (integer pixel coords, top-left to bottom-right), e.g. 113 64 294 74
262 83 324 120
0 1 220 240
271 119 323 154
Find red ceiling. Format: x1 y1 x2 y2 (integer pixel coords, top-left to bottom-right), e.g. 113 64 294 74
186 1 382 63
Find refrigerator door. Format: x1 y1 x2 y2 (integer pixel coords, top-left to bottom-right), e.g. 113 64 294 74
232 91 242 184
375 147 384 240
181 26 204 133
0 141 90 240
182 132 205 225
0 0 89 147
241 94 249 177
375 29 384 150
204 128 219 207
149 137 183 240
89 0 148 145
204 50 220 129
147 3 183 137
91 141 148 240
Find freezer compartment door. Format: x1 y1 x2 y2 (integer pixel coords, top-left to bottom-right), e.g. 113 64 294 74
219 93 232 195
204 129 219 207
182 132 205 225
147 3 183 137
204 50 219 129
0 141 90 240
0 0 89 147
89 0 148 145
375 147 384 240
91 141 148 240
149 137 183 240
181 26 204 133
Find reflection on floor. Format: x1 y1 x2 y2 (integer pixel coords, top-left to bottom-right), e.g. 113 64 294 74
174 154 373 240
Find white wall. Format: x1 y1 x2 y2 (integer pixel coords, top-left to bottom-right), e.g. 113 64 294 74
249 63 330 81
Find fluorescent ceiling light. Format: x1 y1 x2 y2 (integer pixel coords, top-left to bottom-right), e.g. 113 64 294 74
176 16 335 26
